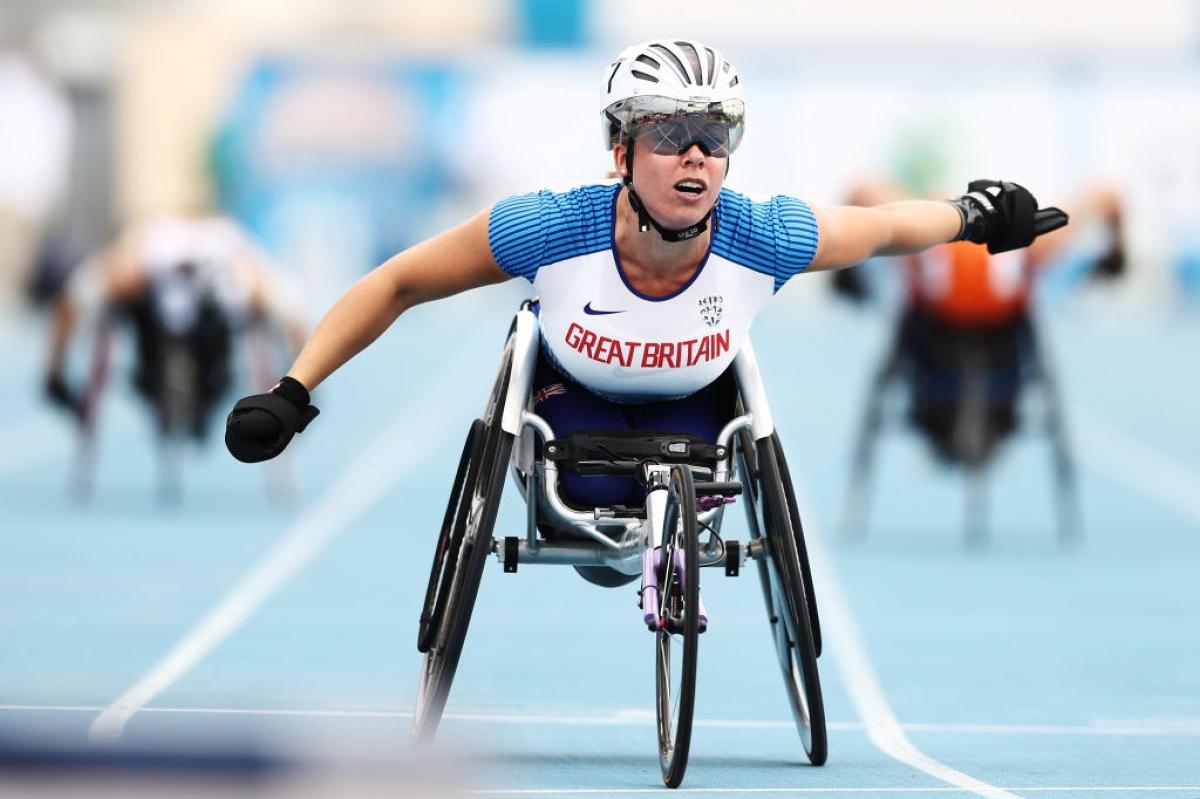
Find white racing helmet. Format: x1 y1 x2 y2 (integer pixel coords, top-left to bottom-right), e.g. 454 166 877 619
602 39 745 154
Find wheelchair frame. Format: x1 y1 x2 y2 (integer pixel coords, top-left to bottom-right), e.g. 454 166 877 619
69 303 292 502
414 303 827 788
841 308 1081 547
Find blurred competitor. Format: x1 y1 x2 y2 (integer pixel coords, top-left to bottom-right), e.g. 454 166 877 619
223 39 1067 541
45 213 306 443
841 182 1123 541
897 185 1122 463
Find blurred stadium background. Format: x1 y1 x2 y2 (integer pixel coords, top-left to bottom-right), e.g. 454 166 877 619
2 1 1198 796
5 0 1200 309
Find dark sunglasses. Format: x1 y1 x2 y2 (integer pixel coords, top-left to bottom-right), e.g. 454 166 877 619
634 115 740 157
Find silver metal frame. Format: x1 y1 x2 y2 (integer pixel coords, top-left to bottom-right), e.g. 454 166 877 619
495 307 776 573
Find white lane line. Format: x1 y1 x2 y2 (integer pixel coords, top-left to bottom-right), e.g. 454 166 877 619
789 471 1022 799
1073 406 1200 526
7 704 1200 737
86 357 475 744
465 789 1200 796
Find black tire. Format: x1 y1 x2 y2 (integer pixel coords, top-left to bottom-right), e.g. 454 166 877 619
417 419 485 654
655 465 700 788
770 434 822 658
412 337 514 742
738 430 822 657
737 432 827 766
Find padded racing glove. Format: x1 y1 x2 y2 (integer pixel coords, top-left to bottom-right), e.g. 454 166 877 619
948 180 1069 254
225 376 319 463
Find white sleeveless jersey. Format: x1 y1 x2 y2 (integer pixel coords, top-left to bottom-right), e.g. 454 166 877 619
488 184 818 402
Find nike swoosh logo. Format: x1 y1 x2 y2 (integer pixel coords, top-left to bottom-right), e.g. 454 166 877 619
583 302 625 316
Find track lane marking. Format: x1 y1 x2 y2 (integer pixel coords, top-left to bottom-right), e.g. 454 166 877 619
464 789 1200 796
10 704 1200 736
1073 406 1200 525
788 470 1022 799
86 357 476 743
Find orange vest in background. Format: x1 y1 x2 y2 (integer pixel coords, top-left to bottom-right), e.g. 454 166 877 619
906 241 1032 327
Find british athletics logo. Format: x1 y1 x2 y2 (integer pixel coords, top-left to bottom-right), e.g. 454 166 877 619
698 294 723 327
563 322 730 369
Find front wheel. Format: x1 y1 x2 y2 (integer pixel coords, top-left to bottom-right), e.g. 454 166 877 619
655 465 700 788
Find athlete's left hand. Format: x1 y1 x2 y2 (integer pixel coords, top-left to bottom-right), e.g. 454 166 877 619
950 180 1069 254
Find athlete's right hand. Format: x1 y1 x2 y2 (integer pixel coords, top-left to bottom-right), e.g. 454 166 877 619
225 376 319 463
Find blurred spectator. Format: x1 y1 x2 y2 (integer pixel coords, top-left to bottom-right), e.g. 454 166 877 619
0 47 72 313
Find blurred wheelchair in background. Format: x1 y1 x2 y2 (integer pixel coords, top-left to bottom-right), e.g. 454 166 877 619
68 262 291 502
413 302 826 788
841 301 1080 547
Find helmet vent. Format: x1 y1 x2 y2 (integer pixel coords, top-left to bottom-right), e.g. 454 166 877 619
729 75 739 87
606 62 621 92
631 69 659 83
650 43 690 86
705 48 717 86
636 54 660 69
674 41 703 84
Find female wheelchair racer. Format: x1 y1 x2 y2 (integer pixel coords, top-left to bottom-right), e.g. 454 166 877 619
223 38 1068 788
411 298 827 787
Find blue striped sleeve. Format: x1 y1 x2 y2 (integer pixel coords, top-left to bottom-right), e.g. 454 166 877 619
711 189 820 292
487 184 618 282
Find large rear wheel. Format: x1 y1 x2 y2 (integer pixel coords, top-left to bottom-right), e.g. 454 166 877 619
737 432 827 765
412 337 514 741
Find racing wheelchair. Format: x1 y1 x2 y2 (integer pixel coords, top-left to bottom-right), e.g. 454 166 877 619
413 302 826 788
69 289 291 502
841 306 1081 547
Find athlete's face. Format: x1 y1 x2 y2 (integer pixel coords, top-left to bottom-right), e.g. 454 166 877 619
615 135 726 230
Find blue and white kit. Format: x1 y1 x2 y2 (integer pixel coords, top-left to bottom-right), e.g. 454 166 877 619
488 182 819 509
488 182 820 403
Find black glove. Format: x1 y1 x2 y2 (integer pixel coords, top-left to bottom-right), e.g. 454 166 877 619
225 376 319 463
949 180 1069 254
45 373 84 419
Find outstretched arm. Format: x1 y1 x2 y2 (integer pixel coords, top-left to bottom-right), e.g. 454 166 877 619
808 181 1069 272
226 207 511 463
809 200 962 272
286 208 510 391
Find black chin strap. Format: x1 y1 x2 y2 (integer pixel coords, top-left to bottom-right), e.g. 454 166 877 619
623 142 714 243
